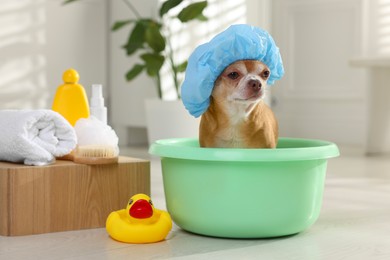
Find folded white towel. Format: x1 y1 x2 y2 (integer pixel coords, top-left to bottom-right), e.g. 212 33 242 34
0 109 77 166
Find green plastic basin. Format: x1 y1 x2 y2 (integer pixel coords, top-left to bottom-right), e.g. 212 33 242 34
149 138 339 238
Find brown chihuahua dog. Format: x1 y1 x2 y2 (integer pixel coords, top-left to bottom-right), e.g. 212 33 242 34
199 60 278 148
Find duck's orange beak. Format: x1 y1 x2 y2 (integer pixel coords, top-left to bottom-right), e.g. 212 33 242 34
129 199 153 219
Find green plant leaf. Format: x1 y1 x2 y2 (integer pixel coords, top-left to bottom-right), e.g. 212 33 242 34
112 20 134 31
123 22 146 55
159 0 183 17
196 13 208 21
178 1 207 22
145 22 166 52
62 0 79 5
141 53 165 77
126 64 145 81
176 61 188 73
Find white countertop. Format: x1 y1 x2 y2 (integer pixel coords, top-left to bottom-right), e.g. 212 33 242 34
1 146 390 260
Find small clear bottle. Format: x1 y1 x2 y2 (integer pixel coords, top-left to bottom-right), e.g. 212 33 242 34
90 84 107 125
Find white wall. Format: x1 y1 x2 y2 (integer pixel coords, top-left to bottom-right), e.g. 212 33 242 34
271 0 368 145
246 0 271 30
0 0 107 110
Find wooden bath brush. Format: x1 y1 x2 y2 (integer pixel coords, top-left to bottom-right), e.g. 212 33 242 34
59 145 118 165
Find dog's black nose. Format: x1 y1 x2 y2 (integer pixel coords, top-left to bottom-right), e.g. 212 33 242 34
248 79 261 90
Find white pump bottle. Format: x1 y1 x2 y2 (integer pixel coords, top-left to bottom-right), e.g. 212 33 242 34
90 84 107 125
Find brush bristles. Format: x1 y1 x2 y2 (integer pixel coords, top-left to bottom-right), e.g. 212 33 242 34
75 145 116 158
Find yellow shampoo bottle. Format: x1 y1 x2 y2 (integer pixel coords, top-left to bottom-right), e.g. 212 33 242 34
52 69 90 126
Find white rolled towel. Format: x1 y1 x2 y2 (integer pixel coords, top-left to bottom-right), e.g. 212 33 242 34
0 109 77 166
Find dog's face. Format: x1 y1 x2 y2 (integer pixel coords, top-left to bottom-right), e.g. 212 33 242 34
212 60 270 105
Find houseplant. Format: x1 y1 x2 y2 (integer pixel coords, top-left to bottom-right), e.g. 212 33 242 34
65 0 208 99
64 0 208 144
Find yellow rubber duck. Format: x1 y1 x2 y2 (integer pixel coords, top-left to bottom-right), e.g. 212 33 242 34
106 194 172 243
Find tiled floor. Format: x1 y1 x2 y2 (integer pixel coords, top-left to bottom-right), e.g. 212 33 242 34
1 145 390 259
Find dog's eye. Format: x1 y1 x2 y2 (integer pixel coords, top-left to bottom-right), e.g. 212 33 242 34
227 72 240 80
262 70 270 79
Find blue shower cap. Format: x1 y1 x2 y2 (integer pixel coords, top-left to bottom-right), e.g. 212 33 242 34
181 24 284 118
